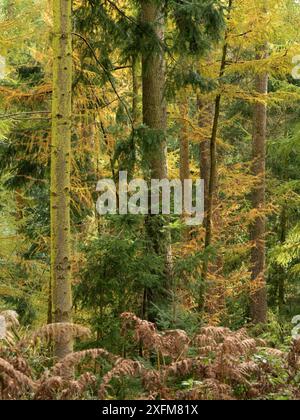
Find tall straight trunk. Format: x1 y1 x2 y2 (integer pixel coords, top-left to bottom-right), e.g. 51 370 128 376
179 96 191 248
197 98 213 228
140 0 171 320
250 71 268 324
198 0 233 314
199 37 230 312
278 206 287 313
179 96 190 188
132 55 140 129
51 0 73 358
141 0 168 180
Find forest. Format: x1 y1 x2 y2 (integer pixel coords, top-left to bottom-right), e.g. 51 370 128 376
0 0 300 402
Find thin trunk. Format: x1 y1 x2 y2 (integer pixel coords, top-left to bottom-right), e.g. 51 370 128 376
47 268 53 325
250 71 268 324
132 56 140 128
278 275 285 313
15 190 24 221
278 206 287 312
179 97 190 185
204 39 229 254
199 2 232 311
50 0 73 358
179 95 190 223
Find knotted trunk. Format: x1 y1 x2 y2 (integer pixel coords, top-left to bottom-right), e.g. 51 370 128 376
50 0 73 358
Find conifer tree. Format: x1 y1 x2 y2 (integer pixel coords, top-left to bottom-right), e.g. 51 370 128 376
250 70 268 324
50 0 73 357
140 0 171 319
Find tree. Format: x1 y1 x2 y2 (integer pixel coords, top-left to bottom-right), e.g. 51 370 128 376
250 70 268 324
50 0 73 357
140 0 167 181
140 0 172 320
179 93 190 187
199 0 232 312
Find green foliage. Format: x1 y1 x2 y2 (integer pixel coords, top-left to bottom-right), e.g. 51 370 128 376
170 0 225 55
75 226 164 351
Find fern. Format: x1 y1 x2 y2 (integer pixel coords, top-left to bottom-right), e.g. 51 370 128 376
0 313 300 400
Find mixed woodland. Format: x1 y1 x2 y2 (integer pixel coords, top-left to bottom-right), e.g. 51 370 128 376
1 0 300 400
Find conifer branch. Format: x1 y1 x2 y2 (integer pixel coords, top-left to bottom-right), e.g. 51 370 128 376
0 111 51 120
72 32 133 126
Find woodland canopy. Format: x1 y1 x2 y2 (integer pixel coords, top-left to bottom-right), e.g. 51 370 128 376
0 0 300 402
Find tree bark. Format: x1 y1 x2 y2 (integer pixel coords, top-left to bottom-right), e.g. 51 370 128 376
197 98 213 228
250 71 268 324
278 206 287 313
132 55 140 129
179 95 190 218
50 0 73 358
141 0 168 180
179 97 190 185
140 0 171 320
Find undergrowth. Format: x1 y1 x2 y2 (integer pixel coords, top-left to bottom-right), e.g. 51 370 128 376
0 310 300 400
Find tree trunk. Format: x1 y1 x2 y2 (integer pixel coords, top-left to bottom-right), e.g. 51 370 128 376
179 97 190 185
141 0 168 180
250 71 268 324
278 206 287 313
179 95 190 218
50 0 73 358
197 97 213 228
199 38 229 313
132 55 140 129
140 0 171 320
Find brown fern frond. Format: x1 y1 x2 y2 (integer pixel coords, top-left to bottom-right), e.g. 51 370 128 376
61 373 97 400
99 358 144 399
10 356 33 377
50 348 117 378
177 379 234 400
220 337 257 356
34 376 64 400
262 348 284 358
195 334 218 349
200 379 235 400
199 326 231 341
21 323 91 348
161 330 189 359
238 361 260 377
288 338 300 371
121 312 189 359
141 369 164 393
163 358 195 380
0 358 35 392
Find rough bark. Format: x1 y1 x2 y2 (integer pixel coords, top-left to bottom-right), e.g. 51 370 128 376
250 72 268 324
50 0 73 358
140 0 171 320
179 97 190 185
179 96 190 222
132 55 140 129
278 206 287 313
141 0 168 180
